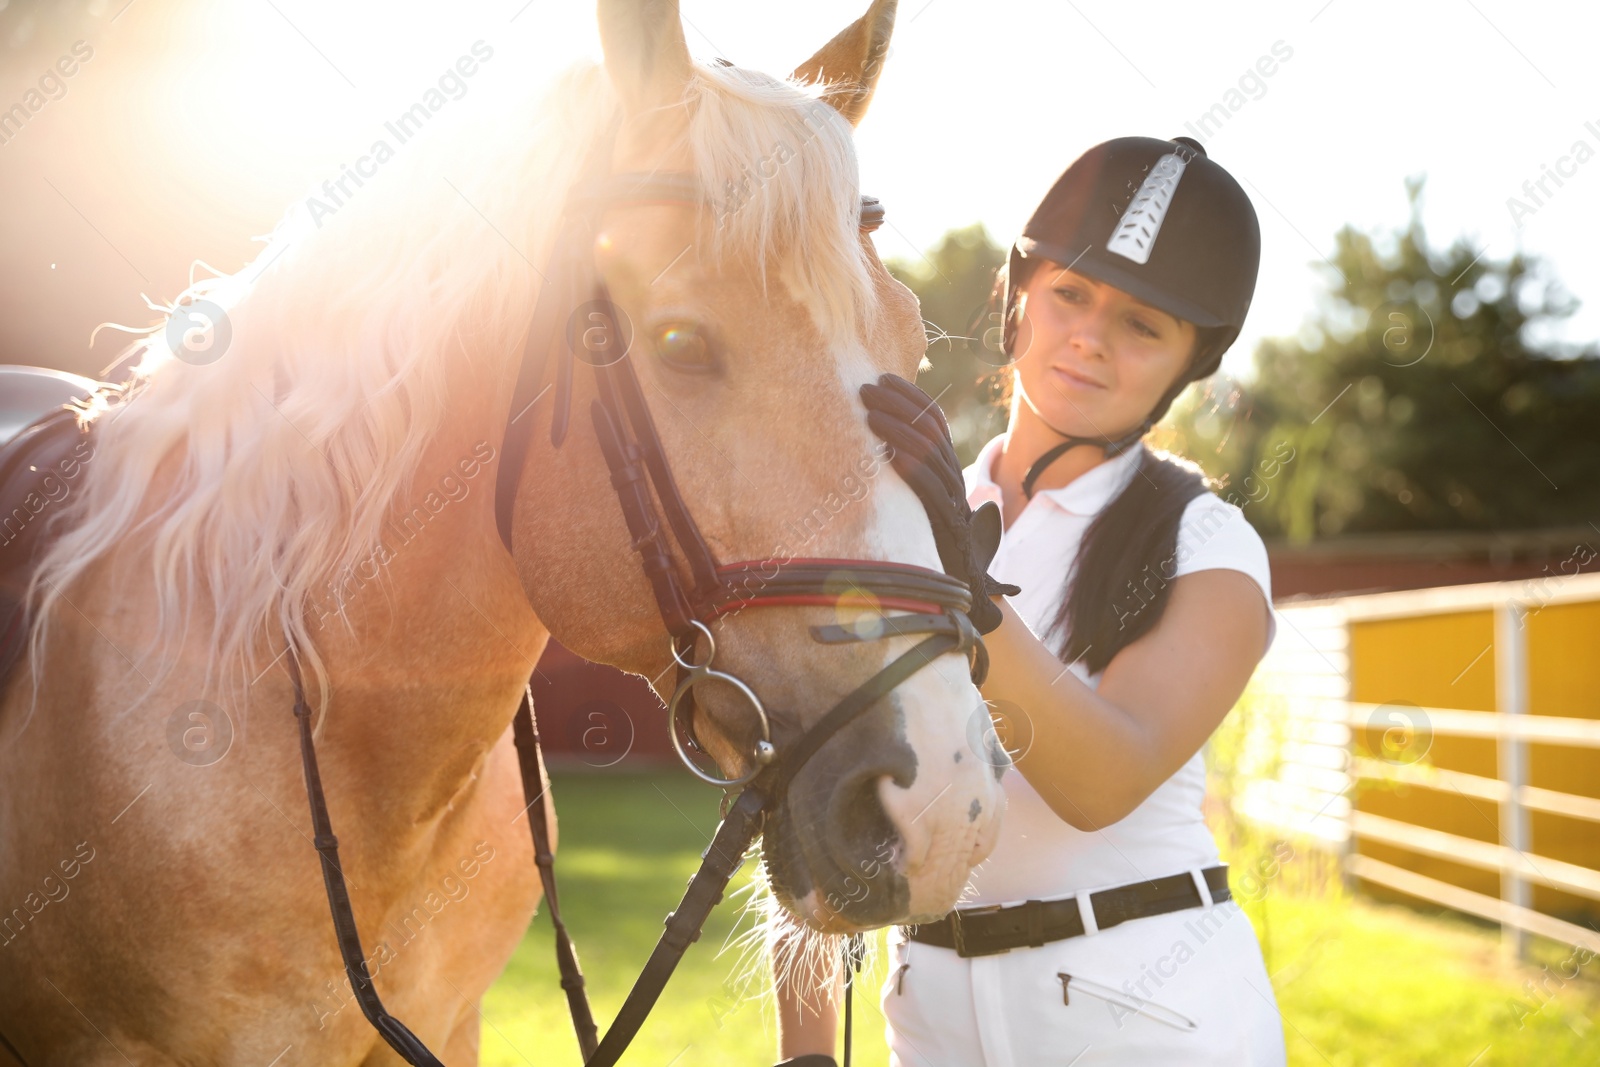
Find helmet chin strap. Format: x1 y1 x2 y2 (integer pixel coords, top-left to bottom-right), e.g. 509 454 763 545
1020 417 1150 500
1017 338 1212 501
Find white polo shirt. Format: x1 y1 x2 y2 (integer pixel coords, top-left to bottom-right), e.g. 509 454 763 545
961 433 1275 907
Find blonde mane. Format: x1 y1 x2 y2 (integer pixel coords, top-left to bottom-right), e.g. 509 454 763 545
28 57 878 712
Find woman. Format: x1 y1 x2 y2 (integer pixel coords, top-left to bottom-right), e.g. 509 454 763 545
775 135 1286 1066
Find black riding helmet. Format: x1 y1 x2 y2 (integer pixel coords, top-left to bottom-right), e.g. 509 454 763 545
998 135 1263 496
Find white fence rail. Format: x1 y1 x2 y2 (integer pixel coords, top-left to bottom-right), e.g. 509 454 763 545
1240 580 1600 960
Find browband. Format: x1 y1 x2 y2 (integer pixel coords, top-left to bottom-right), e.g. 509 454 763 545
566 172 885 232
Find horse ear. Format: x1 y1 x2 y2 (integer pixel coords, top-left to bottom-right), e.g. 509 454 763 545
789 0 897 127
598 0 694 119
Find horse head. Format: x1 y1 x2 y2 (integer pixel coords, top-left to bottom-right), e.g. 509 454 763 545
510 0 1005 932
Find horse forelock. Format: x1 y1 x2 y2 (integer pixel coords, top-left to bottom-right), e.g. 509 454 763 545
686 61 880 346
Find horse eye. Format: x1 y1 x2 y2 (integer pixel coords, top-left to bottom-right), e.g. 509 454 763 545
653 322 717 373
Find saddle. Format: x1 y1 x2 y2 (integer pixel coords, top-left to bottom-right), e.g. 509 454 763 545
0 366 101 689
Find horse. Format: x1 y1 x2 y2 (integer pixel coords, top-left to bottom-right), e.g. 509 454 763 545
0 1 1006 1063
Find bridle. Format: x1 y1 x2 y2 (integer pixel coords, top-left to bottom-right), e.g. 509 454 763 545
492 165 987 782
288 126 992 1067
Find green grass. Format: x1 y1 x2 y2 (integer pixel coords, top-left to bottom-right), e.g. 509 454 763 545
481 770 1600 1066
1250 891 1599 1066
480 768 786 1066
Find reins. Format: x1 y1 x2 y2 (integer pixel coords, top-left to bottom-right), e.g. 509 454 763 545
288 656 448 1067
287 125 991 1067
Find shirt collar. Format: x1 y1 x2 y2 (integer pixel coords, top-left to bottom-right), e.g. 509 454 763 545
965 432 1144 518
964 434 1006 510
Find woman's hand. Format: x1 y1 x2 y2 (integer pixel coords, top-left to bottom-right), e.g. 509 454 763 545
980 568 1270 828
859 373 1269 837
859 374 1019 635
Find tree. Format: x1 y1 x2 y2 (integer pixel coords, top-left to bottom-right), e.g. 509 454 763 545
894 186 1600 540
1167 178 1600 542
886 223 1009 465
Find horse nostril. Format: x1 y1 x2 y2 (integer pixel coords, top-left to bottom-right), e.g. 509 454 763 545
822 770 903 879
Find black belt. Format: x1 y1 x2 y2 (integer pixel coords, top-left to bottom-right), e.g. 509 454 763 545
902 865 1231 958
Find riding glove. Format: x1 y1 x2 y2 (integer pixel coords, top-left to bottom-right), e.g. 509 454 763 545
859 373 1019 635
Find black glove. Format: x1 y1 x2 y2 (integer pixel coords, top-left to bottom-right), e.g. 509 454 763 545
859 373 1019 635
774 1058 837 1067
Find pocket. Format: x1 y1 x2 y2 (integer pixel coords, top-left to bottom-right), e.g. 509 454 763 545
881 934 912 998
1057 970 1199 1033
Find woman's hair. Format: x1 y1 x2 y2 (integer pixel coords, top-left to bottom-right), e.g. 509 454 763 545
986 257 1223 676
1051 447 1210 675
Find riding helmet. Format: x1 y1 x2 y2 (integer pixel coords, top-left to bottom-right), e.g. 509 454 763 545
1001 135 1262 410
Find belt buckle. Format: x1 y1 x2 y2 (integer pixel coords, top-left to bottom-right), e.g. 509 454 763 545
950 904 1004 958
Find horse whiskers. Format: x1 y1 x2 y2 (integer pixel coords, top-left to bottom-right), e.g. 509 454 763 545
716 863 882 1020
921 316 969 350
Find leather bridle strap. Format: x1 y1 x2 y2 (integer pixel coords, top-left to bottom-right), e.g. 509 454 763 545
499 174 980 1067
290 133 984 1067
286 654 605 1064
583 629 966 1067
287 655 446 1067
767 628 970 798
284 622 974 1067
286 652 601 1063
491 126 633 540
584 783 765 1065
493 175 885 557
711 560 972 617
841 932 866 1067
594 330 725 607
589 395 698 634
510 684 600 1059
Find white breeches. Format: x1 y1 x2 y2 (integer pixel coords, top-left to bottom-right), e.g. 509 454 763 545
881 898 1287 1066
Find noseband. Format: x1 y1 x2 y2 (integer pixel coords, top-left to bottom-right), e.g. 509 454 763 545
289 142 992 1067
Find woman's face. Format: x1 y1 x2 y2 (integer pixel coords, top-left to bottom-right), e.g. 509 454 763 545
1011 260 1199 438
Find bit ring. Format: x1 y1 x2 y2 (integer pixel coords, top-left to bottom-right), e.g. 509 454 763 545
667 620 775 788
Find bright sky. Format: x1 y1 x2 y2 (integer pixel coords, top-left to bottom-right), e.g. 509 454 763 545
45 0 1600 378
680 0 1600 375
